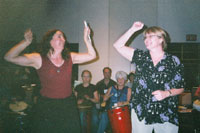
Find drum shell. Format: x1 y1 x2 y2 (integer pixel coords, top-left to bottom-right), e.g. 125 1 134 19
108 106 132 133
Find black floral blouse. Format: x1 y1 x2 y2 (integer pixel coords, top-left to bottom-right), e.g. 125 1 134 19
131 49 185 126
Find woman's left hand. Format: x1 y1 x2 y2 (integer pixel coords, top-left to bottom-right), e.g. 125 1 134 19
117 102 124 107
152 90 169 101
24 29 33 44
84 26 91 42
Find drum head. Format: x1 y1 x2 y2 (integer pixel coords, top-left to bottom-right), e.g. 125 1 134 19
9 101 28 112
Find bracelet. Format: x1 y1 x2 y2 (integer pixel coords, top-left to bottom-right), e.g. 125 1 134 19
168 90 172 97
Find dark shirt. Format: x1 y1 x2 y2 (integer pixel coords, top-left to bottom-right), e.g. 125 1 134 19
131 49 185 125
96 79 116 96
74 83 97 107
96 79 116 109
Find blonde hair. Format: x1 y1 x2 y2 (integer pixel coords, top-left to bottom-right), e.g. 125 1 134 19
144 26 170 50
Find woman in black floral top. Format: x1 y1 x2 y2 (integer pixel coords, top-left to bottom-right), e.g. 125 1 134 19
113 21 184 133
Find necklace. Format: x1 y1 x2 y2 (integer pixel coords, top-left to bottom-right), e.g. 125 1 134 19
57 69 61 73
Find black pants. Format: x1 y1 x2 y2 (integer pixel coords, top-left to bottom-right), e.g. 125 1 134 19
31 95 81 133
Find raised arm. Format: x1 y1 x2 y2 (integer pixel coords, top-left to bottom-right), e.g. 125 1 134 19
113 21 144 61
103 87 113 102
4 29 41 69
71 26 96 64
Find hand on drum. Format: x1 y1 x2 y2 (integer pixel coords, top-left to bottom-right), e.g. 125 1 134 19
117 102 124 107
116 101 129 107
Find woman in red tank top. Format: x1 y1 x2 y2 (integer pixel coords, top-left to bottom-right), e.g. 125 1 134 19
4 23 96 133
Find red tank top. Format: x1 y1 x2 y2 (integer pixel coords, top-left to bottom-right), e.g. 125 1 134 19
37 56 72 98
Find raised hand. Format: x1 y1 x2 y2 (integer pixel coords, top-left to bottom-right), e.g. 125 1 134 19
83 24 91 42
24 29 33 44
131 21 144 32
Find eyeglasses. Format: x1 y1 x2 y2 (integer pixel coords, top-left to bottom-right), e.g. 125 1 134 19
143 35 162 40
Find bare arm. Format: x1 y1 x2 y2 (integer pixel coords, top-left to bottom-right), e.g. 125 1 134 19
127 87 132 102
74 91 84 105
152 88 184 101
74 91 78 97
71 26 96 64
4 29 41 69
103 87 113 102
113 21 144 61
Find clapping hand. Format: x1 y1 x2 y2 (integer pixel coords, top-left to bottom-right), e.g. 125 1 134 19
77 99 84 104
84 95 90 100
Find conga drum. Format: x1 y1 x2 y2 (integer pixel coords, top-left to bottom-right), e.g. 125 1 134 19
107 105 131 133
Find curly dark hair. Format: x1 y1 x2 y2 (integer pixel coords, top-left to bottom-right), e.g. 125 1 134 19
38 29 70 59
128 72 135 80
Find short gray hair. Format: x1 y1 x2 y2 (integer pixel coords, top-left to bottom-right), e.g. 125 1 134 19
115 71 128 81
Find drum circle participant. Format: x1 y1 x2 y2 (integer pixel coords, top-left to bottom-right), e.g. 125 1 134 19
113 21 185 133
4 22 96 133
96 67 116 133
103 71 132 133
74 70 99 133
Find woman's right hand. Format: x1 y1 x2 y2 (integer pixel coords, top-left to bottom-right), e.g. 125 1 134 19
83 26 91 42
131 21 144 32
24 29 33 44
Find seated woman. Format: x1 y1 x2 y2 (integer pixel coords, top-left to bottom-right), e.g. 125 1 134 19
103 71 131 109
103 71 132 132
74 70 99 133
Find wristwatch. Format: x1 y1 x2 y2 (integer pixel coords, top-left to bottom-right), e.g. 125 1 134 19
168 90 172 96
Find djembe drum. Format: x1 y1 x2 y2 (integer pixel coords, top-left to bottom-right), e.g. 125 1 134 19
107 105 131 133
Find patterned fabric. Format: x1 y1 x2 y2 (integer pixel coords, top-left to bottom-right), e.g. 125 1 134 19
109 86 129 109
131 49 185 126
